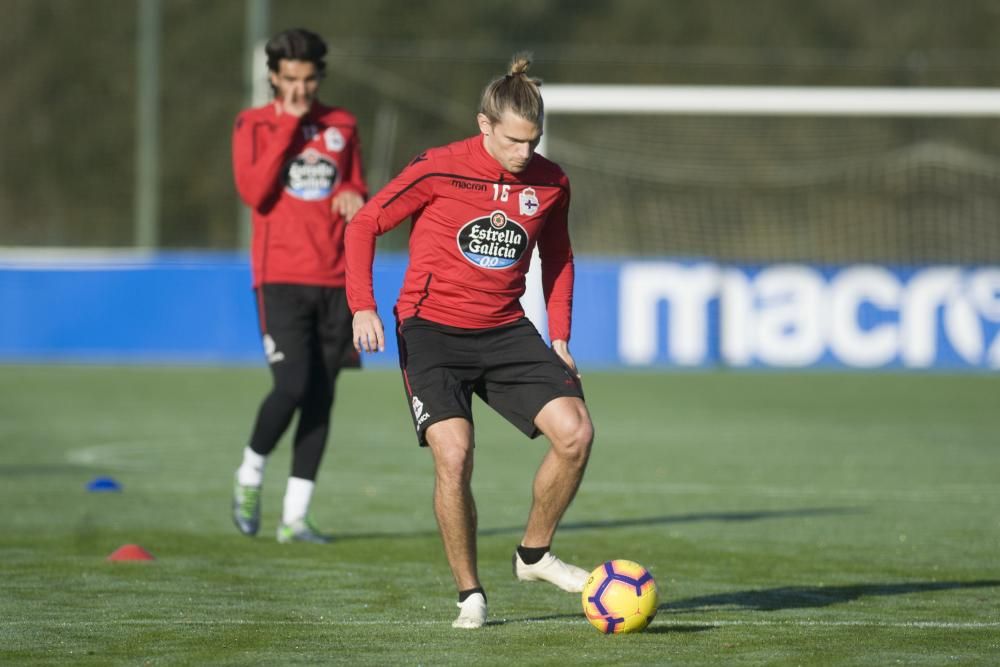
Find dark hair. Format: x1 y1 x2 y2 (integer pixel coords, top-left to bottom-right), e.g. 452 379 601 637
479 53 543 125
265 28 327 75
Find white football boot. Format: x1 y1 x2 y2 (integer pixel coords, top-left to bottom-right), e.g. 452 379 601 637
513 551 589 593
451 592 487 629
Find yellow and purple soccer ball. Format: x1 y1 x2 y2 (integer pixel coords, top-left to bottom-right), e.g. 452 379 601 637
581 559 658 634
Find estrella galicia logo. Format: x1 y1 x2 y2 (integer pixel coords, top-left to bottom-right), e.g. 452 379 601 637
456 210 528 270
284 148 338 200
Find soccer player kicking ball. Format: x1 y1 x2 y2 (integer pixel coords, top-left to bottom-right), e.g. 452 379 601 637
345 54 593 629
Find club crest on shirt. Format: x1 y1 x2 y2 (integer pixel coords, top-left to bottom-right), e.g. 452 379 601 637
456 210 528 270
284 148 338 200
518 187 539 216
323 127 345 152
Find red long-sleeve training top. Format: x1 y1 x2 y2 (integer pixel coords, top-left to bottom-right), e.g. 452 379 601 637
232 101 367 287
345 135 575 342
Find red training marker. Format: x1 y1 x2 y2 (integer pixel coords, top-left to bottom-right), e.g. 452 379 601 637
106 544 155 562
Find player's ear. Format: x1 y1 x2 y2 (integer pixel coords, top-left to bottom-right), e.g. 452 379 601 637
476 113 493 136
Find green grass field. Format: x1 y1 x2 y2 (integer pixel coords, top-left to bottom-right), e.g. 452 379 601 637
2 365 998 665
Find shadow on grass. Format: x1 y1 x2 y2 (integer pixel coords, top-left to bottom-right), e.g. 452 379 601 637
485 614 713 631
643 624 715 634
661 580 1000 613
450 581 1000 629
508 507 862 536
336 507 860 541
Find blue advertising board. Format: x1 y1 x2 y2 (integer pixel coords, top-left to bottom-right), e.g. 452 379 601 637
1 251 998 370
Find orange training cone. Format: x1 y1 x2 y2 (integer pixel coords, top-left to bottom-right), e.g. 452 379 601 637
107 544 155 562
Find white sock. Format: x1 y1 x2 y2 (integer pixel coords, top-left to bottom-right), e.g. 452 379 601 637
282 477 315 524
236 447 266 486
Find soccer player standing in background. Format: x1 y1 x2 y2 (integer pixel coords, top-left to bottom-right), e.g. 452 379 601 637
346 54 593 628
230 28 367 543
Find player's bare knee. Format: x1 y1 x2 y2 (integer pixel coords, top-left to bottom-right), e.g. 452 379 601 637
429 436 474 486
551 415 593 466
435 453 473 487
569 419 594 465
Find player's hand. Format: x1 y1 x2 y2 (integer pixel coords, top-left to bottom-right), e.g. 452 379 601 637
353 309 385 353
279 84 311 118
332 191 365 222
551 339 580 378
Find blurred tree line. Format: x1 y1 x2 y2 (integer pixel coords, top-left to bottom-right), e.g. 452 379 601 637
2 0 1000 252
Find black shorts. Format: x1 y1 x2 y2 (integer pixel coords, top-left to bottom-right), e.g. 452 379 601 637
255 283 359 371
396 316 584 446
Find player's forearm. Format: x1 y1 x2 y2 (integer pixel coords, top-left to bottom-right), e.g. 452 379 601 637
344 211 380 313
542 258 574 342
233 115 301 210
234 160 285 210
